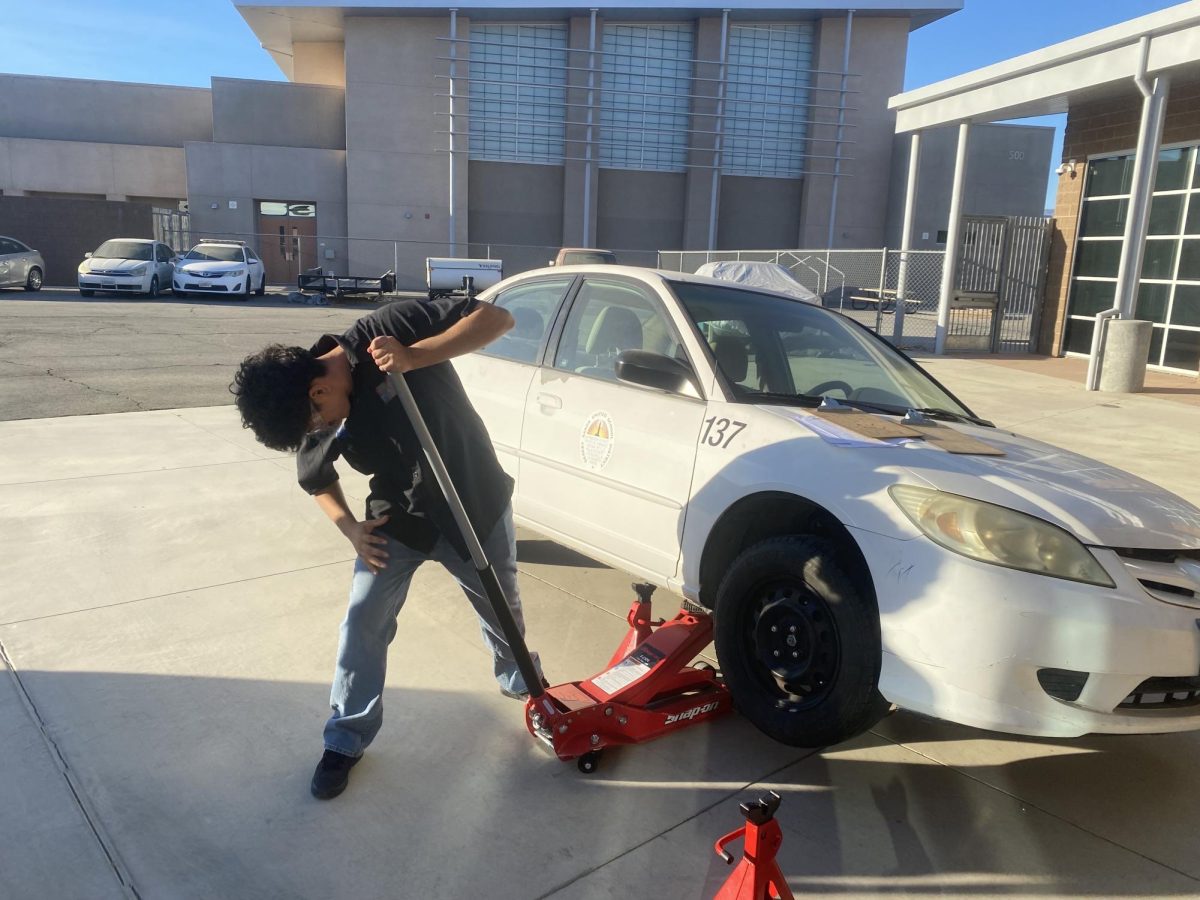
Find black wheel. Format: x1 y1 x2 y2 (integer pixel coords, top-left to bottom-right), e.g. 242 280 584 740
236 278 250 301
147 276 159 298
79 288 94 297
26 267 43 291
255 274 265 296
577 751 600 774
714 536 885 748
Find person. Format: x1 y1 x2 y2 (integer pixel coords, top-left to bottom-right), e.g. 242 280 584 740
230 294 542 800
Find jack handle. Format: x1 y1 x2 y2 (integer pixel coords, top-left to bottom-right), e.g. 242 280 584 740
714 826 747 865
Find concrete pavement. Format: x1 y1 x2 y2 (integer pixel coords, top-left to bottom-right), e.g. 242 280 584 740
1 356 1199 898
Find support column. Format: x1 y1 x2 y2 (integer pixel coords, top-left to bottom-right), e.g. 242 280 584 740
825 9 854 249
935 122 970 355
706 9 730 250
893 130 920 341
1113 76 1169 319
447 8 459 256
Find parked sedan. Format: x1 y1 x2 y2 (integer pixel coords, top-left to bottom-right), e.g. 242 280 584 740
173 240 265 299
78 239 176 297
453 265 1200 747
0 235 44 291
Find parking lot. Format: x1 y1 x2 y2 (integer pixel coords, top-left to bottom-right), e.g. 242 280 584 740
2 289 1200 898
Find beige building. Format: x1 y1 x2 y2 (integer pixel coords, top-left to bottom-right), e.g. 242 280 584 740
0 2 971 287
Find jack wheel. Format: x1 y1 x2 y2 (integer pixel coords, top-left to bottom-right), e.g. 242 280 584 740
577 751 601 774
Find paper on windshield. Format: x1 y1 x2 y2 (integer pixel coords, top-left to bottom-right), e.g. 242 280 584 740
790 411 916 448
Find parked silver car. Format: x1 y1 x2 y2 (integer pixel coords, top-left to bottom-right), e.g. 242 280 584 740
0 235 44 291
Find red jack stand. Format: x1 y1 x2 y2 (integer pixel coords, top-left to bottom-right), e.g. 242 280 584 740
712 792 795 900
524 583 732 773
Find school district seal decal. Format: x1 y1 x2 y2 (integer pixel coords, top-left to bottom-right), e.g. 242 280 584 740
580 412 615 470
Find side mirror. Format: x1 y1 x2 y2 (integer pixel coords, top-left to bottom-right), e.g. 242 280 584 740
84 252 92 258
616 350 701 398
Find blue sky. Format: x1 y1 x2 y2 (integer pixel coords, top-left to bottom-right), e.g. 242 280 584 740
1 0 1186 206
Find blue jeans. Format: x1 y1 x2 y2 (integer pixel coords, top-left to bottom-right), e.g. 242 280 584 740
323 505 541 757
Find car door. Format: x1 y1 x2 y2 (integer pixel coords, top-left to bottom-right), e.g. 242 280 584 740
519 275 708 582
155 243 173 284
452 275 576 488
245 247 263 286
0 239 15 286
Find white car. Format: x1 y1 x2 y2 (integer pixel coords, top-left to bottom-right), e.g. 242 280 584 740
173 240 266 299
78 238 175 297
453 265 1200 747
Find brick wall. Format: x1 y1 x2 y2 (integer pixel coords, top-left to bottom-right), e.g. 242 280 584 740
0 196 154 285
1041 79 1200 354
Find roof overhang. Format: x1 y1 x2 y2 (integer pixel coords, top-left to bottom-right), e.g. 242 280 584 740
890 1 1200 133
235 1 961 80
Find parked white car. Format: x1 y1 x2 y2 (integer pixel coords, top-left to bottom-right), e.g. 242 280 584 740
453 265 1200 747
78 238 176 297
173 240 265 299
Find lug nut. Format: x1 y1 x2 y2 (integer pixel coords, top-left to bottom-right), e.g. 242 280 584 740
770 626 777 633
789 625 796 633
773 650 780 657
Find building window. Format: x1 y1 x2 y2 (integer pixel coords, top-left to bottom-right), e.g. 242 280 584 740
721 23 815 179
468 23 568 165
1064 145 1200 373
599 23 694 172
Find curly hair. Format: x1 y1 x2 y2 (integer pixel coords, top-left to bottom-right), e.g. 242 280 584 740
230 344 326 452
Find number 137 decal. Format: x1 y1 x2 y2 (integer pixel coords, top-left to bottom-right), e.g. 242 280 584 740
700 417 747 448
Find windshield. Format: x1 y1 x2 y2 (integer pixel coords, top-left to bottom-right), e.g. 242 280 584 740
94 240 154 261
561 251 615 265
184 245 244 263
670 280 972 416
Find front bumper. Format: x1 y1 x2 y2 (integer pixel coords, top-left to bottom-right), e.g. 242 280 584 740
852 526 1200 737
173 272 244 294
79 272 151 293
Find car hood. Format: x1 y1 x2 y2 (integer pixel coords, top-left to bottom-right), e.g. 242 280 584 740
898 425 1200 549
763 407 1200 549
86 257 151 272
177 260 241 274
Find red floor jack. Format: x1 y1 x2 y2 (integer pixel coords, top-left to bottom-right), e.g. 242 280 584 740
713 792 795 900
388 371 731 773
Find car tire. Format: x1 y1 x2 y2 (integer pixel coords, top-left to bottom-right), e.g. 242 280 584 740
255 274 265 297
147 276 159 298
26 268 43 292
236 278 250 301
713 535 887 748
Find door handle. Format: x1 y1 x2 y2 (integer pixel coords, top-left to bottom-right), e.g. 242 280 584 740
537 392 563 410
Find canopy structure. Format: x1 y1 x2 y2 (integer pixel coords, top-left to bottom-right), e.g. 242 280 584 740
887 2 1200 385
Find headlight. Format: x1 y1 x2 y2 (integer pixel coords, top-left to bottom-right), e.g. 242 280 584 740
889 484 1115 587
129 263 148 275
227 269 246 278
77 262 90 274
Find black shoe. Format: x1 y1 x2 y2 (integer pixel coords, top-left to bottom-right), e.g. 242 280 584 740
500 676 551 701
310 749 361 800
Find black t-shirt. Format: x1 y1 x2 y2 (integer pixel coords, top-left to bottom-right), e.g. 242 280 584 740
295 297 514 559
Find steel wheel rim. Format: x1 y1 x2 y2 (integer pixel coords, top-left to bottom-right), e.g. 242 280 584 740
742 578 840 710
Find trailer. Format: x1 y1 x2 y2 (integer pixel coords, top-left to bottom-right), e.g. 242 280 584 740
298 267 396 299
426 257 503 298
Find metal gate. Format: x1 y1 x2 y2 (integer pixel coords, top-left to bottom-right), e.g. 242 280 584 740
958 215 1052 353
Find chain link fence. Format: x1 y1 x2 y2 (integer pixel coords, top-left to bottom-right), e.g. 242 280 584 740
657 248 946 350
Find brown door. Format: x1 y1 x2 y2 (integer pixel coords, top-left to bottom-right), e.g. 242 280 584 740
257 212 318 284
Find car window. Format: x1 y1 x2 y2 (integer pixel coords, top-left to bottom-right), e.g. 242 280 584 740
156 244 170 262
481 277 573 364
0 239 17 255
95 240 154 261
553 278 686 382
670 279 971 414
245 248 259 262
184 245 244 263
8 239 29 253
